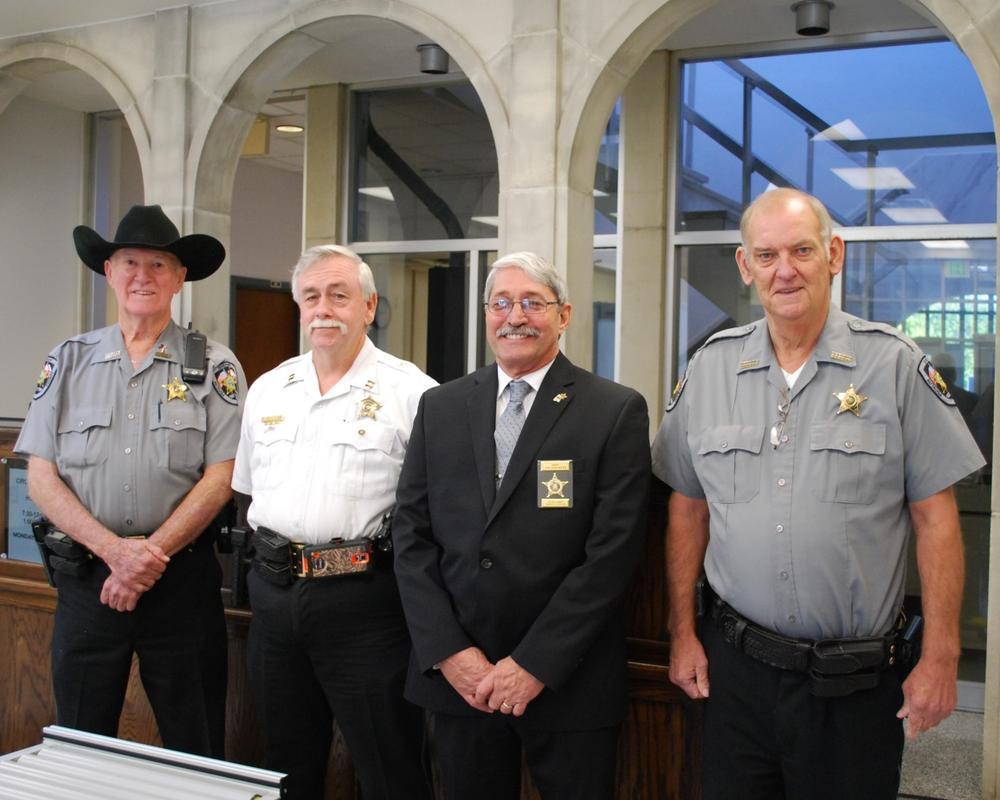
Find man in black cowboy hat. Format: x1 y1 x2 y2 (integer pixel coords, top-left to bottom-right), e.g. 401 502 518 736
15 205 245 758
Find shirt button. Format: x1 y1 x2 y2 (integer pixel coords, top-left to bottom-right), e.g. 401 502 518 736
844 440 854 449
480 558 493 570
787 615 796 623
127 413 135 420
129 381 138 388
780 434 788 443
124 447 132 455
358 429 367 436
174 419 182 426
126 519 134 527
777 478 786 487
720 440 728 448
123 484 131 492
776 525 784 533
780 571 789 580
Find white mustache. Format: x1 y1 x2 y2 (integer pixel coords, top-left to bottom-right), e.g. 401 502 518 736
310 319 348 333
496 324 540 338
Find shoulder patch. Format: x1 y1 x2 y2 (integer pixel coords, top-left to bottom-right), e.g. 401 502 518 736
917 356 956 406
33 356 58 400
212 361 240 405
666 370 688 412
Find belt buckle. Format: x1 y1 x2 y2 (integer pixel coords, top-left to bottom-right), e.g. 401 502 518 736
290 542 308 578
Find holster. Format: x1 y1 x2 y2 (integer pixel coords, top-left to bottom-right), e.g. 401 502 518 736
31 518 93 587
250 527 293 586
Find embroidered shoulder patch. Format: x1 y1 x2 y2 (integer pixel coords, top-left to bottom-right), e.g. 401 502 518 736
212 361 240 405
666 370 688 412
918 356 955 406
33 356 58 400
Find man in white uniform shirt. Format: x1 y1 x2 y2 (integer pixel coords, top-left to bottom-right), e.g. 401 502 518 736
232 244 435 799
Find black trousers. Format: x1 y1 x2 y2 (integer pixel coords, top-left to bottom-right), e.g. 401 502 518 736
247 566 430 800
701 615 905 800
432 711 620 800
51 538 227 757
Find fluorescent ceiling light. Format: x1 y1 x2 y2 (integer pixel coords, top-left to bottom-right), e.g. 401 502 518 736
471 216 499 227
593 189 610 198
921 240 970 249
882 207 948 224
358 186 394 202
832 167 914 190
813 119 865 141
275 124 304 134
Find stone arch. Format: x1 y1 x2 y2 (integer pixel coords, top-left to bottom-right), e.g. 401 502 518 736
190 0 508 226
0 41 150 182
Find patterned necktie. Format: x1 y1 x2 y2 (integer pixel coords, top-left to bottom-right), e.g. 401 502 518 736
495 379 531 486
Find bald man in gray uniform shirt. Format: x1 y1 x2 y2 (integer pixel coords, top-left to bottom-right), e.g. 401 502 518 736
653 189 984 800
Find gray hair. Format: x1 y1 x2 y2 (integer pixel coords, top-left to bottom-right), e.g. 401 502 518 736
483 251 568 305
739 188 834 259
290 244 376 302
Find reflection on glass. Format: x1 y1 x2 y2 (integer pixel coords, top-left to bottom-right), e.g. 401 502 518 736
365 252 469 384
593 248 617 379
843 239 995 683
677 41 995 232
351 86 498 242
595 101 620 235
676 244 752 376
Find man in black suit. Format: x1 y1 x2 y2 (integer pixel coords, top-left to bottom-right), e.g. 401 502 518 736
393 251 650 799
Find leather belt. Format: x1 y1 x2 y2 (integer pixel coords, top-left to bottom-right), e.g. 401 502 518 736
707 588 900 694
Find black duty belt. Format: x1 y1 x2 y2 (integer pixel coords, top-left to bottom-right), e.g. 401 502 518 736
707 589 902 697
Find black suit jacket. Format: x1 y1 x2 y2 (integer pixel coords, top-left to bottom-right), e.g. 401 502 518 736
393 353 650 730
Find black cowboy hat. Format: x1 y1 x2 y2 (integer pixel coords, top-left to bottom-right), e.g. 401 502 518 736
73 204 226 281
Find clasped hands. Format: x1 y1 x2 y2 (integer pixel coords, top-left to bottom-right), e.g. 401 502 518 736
100 536 170 612
439 647 544 716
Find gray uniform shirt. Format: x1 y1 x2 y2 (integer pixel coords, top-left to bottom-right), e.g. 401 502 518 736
652 305 984 641
15 322 245 534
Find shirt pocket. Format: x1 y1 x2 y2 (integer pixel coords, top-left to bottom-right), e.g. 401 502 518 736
57 406 112 469
251 416 301 489
810 421 886 505
151 401 207 473
696 425 765 503
325 421 399 498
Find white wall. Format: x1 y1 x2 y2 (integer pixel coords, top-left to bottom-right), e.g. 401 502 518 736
0 96 87 420
229 160 303 283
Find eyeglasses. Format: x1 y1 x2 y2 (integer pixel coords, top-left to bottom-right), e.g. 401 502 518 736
770 389 791 449
484 297 560 316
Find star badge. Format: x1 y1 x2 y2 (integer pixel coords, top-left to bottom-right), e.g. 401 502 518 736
541 472 569 498
359 396 382 420
833 384 868 416
164 376 189 401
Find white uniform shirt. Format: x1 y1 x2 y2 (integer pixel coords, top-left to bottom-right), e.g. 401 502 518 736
232 338 436 544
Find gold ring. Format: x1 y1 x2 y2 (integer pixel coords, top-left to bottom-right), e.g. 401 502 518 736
501 701 512 710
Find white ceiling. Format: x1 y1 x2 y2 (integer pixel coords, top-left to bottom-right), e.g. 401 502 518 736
2 0 943 172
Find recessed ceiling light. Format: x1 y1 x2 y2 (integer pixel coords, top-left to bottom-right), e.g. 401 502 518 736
812 119 865 141
883 207 948 224
358 186 395 202
832 167 914 190
275 124 304 134
921 240 970 249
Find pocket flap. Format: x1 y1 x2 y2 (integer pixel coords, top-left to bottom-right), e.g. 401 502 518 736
698 425 765 456
810 422 886 455
327 421 396 454
58 405 112 434
152 401 207 433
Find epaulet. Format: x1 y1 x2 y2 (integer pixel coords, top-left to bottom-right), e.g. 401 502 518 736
64 329 103 347
703 323 756 348
845 318 920 353
274 354 301 370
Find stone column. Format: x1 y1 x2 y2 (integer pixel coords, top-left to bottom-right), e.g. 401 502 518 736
303 83 346 250
617 51 669 427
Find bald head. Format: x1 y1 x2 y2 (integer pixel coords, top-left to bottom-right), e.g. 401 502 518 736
740 188 834 259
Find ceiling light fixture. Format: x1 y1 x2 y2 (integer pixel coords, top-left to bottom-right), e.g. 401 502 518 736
275 124 304 134
417 43 449 75
832 167 914 191
792 1 833 36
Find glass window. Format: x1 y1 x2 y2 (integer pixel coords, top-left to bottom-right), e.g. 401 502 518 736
595 100 620 234
351 85 499 242
593 247 617 379
677 41 996 232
